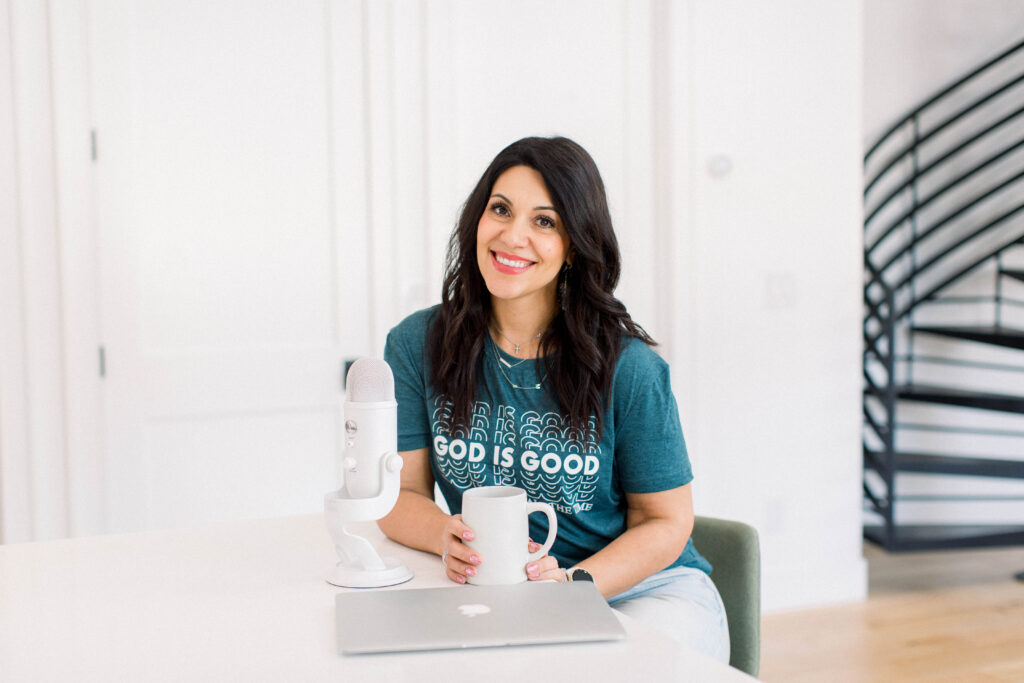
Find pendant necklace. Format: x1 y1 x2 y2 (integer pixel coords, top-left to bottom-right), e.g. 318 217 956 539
489 338 547 390
492 326 543 356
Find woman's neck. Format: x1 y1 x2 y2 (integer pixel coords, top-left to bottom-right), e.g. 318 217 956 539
490 298 556 357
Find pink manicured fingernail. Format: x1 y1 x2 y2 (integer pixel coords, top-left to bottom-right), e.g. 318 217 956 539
462 531 474 541
526 564 538 576
456 575 465 584
470 555 481 565
465 567 476 577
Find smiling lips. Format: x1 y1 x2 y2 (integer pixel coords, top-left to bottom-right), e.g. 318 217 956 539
491 250 535 274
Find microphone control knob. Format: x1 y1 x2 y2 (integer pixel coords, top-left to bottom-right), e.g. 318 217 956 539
386 454 404 473
343 456 358 471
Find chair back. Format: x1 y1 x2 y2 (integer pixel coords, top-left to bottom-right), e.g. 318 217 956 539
691 515 761 677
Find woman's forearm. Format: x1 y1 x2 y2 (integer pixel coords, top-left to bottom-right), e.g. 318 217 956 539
575 517 690 598
377 489 450 556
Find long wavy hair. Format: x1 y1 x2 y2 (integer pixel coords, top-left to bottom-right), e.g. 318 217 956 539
427 136 654 441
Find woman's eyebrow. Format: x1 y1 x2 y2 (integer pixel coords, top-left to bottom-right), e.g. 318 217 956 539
491 192 557 213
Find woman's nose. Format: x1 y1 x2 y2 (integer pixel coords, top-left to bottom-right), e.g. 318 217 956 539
503 216 530 246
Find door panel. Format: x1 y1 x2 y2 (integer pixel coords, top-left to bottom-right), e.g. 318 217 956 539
89 0 345 532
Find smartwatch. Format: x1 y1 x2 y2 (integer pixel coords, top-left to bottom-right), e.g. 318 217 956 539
566 566 595 583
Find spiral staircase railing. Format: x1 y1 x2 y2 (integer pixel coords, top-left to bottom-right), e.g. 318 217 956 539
863 37 1024 551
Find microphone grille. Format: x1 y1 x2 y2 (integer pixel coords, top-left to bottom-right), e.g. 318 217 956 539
346 358 395 402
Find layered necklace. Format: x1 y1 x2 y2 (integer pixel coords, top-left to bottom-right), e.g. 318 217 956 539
489 323 548 390
492 327 542 356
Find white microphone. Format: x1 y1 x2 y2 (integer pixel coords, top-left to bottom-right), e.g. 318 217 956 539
325 357 411 587
342 358 398 499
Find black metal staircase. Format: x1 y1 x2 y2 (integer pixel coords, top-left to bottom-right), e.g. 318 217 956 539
863 36 1024 551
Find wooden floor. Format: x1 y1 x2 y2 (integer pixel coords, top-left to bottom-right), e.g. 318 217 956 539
760 543 1024 682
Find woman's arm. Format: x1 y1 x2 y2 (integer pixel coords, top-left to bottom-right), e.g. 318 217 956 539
527 483 694 598
376 447 481 584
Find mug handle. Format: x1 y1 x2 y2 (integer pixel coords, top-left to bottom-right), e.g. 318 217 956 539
525 502 558 562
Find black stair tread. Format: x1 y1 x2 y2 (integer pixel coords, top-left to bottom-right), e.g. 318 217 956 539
1001 268 1024 283
864 524 1024 551
911 325 1024 351
865 450 1024 478
897 384 1024 414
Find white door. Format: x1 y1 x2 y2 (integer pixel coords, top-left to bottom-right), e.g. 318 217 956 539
88 1 356 532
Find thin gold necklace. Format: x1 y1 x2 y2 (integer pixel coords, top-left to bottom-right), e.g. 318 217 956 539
492 325 543 356
489 339 547 390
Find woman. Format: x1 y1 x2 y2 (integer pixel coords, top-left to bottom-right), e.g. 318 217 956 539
379 136 729 662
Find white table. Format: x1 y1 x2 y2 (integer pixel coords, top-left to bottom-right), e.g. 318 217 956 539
0 514 754 681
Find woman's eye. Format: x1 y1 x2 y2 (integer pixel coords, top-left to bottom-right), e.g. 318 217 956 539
490 202 510 217
536 215 556 229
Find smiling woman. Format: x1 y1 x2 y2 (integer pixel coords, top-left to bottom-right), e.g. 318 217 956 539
377 136 730 663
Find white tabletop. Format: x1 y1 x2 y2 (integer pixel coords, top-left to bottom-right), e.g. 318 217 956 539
0 514 753 682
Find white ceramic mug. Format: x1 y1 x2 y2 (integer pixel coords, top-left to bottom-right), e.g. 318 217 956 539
461 486 558 585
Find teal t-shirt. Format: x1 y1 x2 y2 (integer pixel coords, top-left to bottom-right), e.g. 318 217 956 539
384 306 711 574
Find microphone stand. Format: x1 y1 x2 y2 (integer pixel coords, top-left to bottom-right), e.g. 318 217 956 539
324 451 414 588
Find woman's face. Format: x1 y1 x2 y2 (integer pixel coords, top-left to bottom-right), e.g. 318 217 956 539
476 165 571 312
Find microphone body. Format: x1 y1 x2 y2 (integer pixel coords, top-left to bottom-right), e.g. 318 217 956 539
325 357 411 586
342 358 398 499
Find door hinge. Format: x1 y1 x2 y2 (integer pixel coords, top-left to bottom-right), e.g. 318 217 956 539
90 129 97 161
99 346 106 377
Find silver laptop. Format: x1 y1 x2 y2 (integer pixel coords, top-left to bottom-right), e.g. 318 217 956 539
336 581 626 655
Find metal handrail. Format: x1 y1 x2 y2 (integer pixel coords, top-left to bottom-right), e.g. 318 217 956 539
864 72 1024 196
895 222 1024 315
865 36 1024 163
865 120 1024 231
865 215 1024 349
873 171 1024 274
864 41 1024 303
889 199 1024 293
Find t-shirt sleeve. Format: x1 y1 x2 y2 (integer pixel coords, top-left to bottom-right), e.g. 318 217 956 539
383 314 433 453
612 341 693 493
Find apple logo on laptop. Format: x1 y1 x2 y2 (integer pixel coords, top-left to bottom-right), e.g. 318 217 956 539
457 603 491 618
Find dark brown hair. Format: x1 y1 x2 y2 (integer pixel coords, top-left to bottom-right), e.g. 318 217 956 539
428 136 653 440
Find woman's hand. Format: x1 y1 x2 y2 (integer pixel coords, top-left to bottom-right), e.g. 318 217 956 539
440 514 482 584
525 539 566 582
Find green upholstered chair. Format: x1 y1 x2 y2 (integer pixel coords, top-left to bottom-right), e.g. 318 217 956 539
691 515 761 677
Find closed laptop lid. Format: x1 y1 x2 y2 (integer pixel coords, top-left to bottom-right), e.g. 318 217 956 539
336 581 626 655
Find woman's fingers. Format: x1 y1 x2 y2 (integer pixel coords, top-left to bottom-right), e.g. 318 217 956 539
442 514 480 584
446 514 475 544
525 554 563 582
444 549 482 583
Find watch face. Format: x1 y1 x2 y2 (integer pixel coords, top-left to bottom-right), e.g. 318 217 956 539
569 568 594 583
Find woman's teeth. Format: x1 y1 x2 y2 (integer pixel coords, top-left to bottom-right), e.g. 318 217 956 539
495 253 531 268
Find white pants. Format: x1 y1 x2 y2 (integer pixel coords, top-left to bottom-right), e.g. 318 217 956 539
607 566 731 664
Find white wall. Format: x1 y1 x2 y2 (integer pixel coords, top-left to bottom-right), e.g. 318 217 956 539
2 0 867 612
684 1 865 611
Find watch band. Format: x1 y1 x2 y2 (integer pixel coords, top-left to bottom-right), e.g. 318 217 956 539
566 566 595 583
